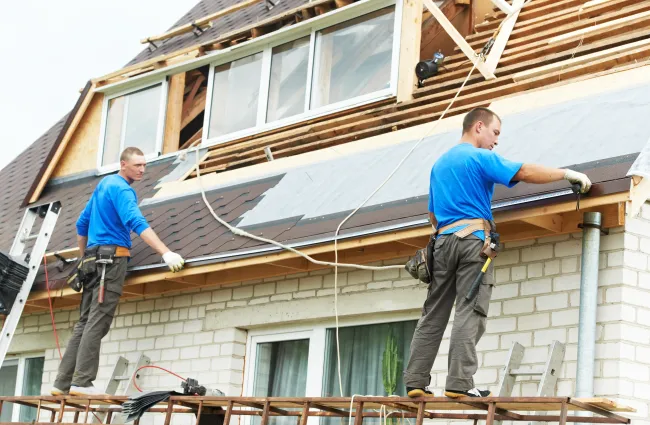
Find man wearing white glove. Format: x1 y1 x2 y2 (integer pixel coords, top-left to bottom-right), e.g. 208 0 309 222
52 147 185 398
405 107 591 400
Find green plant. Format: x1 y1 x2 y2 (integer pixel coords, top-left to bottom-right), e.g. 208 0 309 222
382 331 401 395
382 331 401 425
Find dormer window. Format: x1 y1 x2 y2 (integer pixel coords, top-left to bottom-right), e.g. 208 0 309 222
203 4 398 146
98 80 168 169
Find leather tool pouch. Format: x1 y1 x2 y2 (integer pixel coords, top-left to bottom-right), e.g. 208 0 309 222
405 234 436 284
479 220 500 259
97 245 117 261
67 252 97 292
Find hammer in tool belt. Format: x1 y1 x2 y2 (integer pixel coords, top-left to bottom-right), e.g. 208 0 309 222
466 232 500 301
96 254 113 304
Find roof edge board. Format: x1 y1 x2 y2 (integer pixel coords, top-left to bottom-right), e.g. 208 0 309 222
24 81 95 206
29 191 628 304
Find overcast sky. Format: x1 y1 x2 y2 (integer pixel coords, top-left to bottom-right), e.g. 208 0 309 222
0 0 199 171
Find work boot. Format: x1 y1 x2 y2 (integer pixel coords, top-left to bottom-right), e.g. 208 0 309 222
69 385 107 396
407 387 435 398
444 388 492 398
49 387 69 396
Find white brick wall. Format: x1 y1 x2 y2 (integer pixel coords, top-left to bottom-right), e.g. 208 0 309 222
9 205 650 424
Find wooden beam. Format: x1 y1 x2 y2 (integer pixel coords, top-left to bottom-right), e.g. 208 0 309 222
181 89 207 128
140 0 263 44
45 247 80 264
396 0 423 103
521 214 563 233
491 0 514 14
163 73 186 154
627 176 650 217
484 0 525 73
422 0 496 80
28 86 96 204
547 10 650 44
512 37 650 81
420 0 467 59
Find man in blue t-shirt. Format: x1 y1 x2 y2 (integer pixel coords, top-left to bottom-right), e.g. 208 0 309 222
52 147 186 396
404 107 591 399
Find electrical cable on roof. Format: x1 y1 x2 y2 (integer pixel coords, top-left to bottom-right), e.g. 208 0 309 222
191 1 529 398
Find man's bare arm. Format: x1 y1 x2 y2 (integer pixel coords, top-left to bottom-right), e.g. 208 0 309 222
140 228 171 255
513 164 591 193
140 228 185 272
77 235 88 257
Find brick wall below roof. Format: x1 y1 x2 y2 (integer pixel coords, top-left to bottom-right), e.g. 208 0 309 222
7 214 650 424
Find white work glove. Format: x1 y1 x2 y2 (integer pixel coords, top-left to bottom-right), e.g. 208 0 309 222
564 169 592 194
162 251 185 272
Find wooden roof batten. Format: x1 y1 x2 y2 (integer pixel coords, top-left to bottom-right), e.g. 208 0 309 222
140 0 266 47
0 394 635 425
189 0 650 178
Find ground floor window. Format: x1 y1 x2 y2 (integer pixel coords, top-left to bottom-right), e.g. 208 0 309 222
0 355 45 422
244 318 418 425
322 321 416 397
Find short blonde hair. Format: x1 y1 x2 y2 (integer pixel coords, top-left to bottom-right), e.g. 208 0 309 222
120 147 145 162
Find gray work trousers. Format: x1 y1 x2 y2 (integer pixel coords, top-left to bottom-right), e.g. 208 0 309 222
54 257 127 389
404 234 494 391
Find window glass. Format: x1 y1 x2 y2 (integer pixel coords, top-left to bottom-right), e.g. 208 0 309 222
19 357 45 422
253 339 309 425
208 53 263 138
102 96 125 166
322 320 417 398
266 37 310 123
0 363 18 422
102 84 163 166
310 7 395 109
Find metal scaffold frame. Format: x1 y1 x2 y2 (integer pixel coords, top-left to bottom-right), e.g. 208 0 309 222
0 395 633 425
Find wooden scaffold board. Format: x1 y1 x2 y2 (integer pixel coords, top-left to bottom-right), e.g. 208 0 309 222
0 395 635 425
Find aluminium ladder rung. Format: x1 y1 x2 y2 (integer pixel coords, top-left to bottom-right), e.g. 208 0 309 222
510 368 544 376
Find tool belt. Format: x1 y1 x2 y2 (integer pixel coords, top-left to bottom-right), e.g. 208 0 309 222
66 245 129 292
405 218 500 283
438 218 498 259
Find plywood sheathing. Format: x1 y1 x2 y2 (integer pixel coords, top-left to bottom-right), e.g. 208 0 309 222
51 93 105 178
187 0 650 178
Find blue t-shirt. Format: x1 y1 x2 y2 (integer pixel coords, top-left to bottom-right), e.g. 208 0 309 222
428 143 523 240
76 174 150 249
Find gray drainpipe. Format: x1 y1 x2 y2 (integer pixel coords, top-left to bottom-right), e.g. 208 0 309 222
575 212 602 399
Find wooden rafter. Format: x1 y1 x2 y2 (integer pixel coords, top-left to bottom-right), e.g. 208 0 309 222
521 214 563 233
421 0 496 80
141 0 264 45
484 0 525 73
396 0 423 103
627 176 650 217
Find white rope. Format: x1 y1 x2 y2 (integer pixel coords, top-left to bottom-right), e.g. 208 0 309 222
332 54 481 396
191 0 523 399
192 149 402 271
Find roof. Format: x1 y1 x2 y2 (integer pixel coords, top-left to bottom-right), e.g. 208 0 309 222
25 71 650 291
127 0 307 66
2 0 650 296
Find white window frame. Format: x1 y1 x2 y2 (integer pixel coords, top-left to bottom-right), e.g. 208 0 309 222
202 0 402 147
242 312 418 425
96 78 169 173
1 354 46 423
